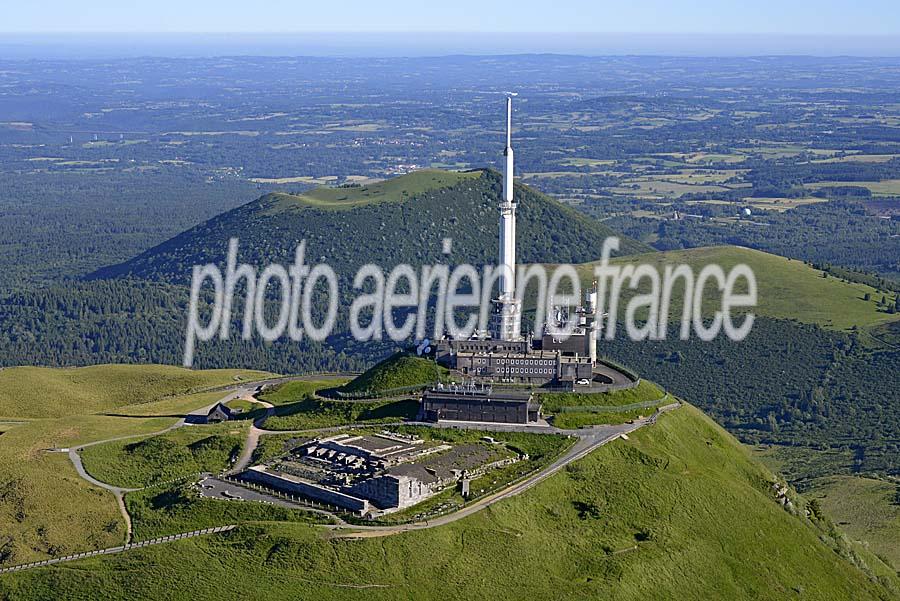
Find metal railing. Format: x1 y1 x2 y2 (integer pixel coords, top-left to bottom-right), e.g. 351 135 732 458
0 526 237 575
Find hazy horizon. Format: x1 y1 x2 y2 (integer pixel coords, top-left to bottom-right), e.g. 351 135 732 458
2 32 900 59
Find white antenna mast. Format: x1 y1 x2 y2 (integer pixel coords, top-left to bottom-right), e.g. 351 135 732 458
506 96 512 148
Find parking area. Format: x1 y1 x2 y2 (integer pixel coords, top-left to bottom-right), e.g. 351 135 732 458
197 476 299 508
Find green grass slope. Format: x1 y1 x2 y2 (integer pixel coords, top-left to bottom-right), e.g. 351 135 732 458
807 475 900 570
79 423 246 489
0 365 271 419
257 379 349 405
572 245 899 331
0 403 213 566
341 352 443 395
2 406 896 600
542 380 668 429
263 398 419 430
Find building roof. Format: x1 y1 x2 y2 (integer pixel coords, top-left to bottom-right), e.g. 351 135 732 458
207 402 236 418
423 388 533 403
455 349 562 360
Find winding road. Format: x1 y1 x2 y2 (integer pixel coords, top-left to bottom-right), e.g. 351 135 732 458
58 374 680 557
326 401 681 538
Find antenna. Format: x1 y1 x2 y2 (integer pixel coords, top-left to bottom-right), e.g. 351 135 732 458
502 92 517 148
506 96 512 148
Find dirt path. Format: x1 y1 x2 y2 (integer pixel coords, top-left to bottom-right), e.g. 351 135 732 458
229 399 275 474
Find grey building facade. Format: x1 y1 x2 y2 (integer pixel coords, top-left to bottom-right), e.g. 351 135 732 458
421 387 541 424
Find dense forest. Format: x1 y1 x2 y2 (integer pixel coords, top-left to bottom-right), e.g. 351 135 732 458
92 170 649 285
0 169 262 293
602 317 899 480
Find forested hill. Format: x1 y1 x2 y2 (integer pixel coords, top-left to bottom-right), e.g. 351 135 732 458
92 169 650 284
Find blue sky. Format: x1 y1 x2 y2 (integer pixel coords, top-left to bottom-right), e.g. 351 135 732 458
4 0 900 35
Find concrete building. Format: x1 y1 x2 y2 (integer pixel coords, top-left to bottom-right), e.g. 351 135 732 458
347 474 434 510
421 384 541 424
422 97 610 425
238 432 517 514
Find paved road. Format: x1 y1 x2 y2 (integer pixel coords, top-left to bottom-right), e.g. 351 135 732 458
62 376 303 542
58 374 680 553
328 401 681 538
591 362 635 387
66 420 189 542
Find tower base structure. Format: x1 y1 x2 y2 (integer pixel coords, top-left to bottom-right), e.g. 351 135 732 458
489 297 523 342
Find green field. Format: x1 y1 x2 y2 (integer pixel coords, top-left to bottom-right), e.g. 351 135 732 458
80 423 247 488
262 398 419 431
267 169 480 211
0 412 186 564
3 406 896 600
0 365 271 419
571 246 899 332
541 381 667 429
549 403 666 429
807 179 900 196
541 380 664 412
0 366 268 567
126 483 334 541
225 398 265 415
258 379 349 406
807 476 900 570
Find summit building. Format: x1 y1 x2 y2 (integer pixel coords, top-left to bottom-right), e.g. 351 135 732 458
426 98 622 424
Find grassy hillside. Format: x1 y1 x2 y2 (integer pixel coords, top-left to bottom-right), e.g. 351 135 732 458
574 246 900 332
341 352 444 395
0 366 270 567
807 476 900 570
262 398 419 430
541 380 668 429
541 380 665 412
92 169 649 284
0 365 271 419
0 404 209 566
257 379 349 406
79 423 246 489
2 406 896 600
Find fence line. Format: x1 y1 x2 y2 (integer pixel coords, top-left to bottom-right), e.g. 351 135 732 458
0 526 237 575
328 383 429 400
557 395 666 414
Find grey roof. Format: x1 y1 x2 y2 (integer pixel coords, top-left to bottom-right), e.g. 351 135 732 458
424 389 533 403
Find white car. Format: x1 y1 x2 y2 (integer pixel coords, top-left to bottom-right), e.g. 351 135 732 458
576 378 591 386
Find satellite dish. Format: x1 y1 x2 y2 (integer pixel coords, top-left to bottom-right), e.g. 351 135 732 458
416 338 432 356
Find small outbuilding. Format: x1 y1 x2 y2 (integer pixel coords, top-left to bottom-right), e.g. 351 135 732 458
202 402 238 424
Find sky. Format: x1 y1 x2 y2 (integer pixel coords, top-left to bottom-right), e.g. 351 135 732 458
4 0 900 35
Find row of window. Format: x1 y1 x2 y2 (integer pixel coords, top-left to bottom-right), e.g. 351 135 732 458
500 367 553 375
471 357 555 366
